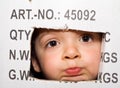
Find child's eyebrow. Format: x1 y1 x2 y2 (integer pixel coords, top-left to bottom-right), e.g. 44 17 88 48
37 31 58 44
37 32 49 43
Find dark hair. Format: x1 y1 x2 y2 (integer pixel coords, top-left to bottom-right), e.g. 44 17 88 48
30 27 46 79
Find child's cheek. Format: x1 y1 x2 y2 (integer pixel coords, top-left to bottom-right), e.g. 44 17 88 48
43 53 61 70
42 56 62 79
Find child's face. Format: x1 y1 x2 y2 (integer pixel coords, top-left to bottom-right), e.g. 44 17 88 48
32 29 102 81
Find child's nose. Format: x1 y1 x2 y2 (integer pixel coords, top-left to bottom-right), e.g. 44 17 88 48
63 45 81 60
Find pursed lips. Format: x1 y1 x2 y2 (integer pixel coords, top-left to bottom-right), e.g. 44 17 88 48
59 67 85 81
65 67 81 76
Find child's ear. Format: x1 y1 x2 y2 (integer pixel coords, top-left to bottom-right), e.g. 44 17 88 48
31 57 41 72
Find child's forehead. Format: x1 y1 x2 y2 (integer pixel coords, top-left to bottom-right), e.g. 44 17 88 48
37 29 99 34
36 29 102 40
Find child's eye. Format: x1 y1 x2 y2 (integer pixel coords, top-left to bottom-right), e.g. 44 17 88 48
46 40 59 48
80 35 93 42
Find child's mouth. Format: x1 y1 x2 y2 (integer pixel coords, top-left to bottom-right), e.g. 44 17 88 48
60 67 83 81
65 67 81 76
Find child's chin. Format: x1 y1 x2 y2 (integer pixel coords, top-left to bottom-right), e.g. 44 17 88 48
59 75 88 82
